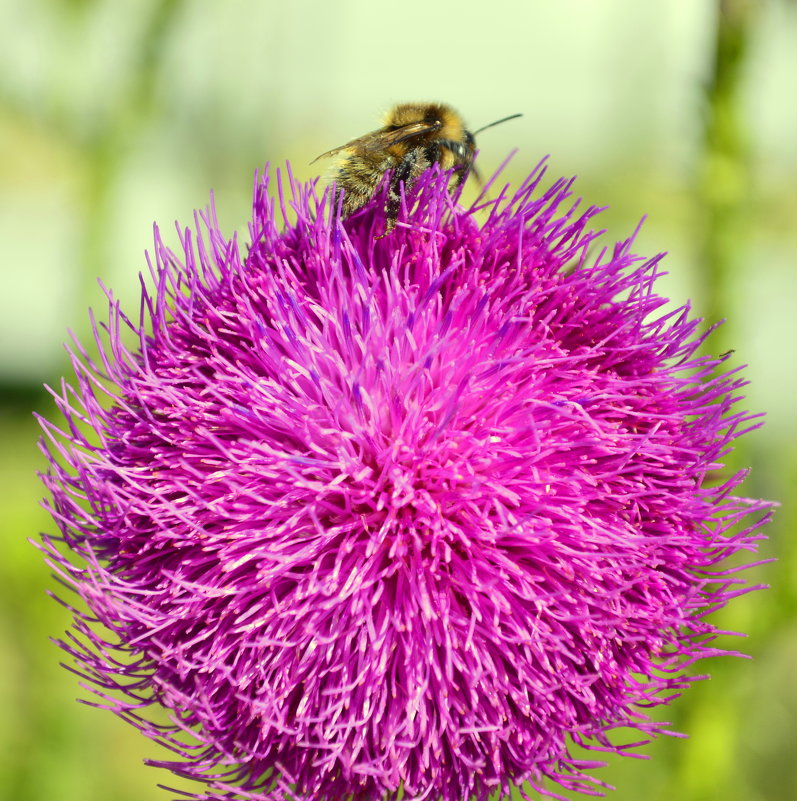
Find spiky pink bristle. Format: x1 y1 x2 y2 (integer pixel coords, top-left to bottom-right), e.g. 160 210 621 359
38 162 771 801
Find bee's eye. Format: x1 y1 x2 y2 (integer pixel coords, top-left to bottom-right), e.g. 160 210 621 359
446 141 471 159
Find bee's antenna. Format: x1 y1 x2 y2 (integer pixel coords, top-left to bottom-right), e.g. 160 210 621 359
472 113 522 136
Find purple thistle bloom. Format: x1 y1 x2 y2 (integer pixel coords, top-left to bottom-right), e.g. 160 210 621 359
38 162 771 801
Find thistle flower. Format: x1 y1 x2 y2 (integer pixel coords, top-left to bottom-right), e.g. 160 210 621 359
38 162 771 801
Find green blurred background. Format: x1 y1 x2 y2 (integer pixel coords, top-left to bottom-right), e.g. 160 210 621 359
1 1 795 799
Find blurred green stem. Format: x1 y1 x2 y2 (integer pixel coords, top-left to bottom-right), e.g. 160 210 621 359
698 0 759 346
676 6 762 801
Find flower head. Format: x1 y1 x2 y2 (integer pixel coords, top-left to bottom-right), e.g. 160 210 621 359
39 163 770 801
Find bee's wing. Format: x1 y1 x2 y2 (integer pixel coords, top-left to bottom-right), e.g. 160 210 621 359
311 128 385 163
311 121 442 163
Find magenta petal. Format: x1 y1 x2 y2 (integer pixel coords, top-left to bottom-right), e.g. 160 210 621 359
37 162 772 800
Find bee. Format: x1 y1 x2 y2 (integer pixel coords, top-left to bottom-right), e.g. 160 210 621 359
313 103 521 235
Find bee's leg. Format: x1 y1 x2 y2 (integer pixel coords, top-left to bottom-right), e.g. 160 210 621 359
450 165 472 190
382 146 427 236
424 141 442 165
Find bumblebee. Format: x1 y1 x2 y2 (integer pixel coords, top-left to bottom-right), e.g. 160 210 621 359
313 103 520 235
